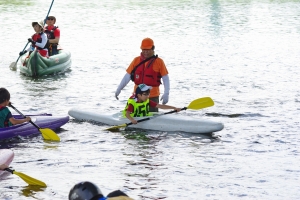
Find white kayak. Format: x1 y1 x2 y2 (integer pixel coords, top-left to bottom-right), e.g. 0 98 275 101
68 108 224 134
0 149 14 176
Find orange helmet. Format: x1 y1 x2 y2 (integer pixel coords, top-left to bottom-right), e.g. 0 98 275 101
140 38 154 50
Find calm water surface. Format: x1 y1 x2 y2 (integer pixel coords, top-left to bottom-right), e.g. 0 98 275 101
0 0 300 199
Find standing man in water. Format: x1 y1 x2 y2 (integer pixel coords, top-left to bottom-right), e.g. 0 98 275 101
115 38 170 112
44 16 60 56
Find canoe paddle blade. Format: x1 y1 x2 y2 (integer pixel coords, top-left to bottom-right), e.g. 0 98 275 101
9 62 17 71
39 128 60 141
8 103 60 142
13 171 47 187
106 123 127 131
187 97 214 110
4 168 47 187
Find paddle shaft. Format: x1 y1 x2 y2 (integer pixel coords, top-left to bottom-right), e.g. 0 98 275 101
125 107 188 127
4 168 21 176
9 104 42 130
14 41 30 65
44 0 55 24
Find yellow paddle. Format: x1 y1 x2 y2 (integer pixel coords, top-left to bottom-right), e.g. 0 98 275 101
106 97 214 131
9 103 60 141
4 168 47 187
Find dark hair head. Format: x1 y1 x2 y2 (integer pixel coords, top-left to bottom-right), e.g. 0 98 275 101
68 181 103 200
47 16 56 23
107 190 129 197
0 88 10 104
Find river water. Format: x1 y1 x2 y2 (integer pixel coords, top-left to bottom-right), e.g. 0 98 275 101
0 0 300 199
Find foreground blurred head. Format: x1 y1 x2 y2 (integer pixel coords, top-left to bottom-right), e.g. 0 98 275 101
68 181 103 200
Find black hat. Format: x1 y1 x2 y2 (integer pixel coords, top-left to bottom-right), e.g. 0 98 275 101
69 181 103 200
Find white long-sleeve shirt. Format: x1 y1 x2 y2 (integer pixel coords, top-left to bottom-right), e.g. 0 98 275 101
27 32 48 52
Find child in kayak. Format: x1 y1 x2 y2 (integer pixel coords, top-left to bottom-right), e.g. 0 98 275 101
0 88 31 128
123 83 181 124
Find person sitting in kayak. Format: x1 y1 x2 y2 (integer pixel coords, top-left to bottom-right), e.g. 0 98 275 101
44 16 60 56
19 20 49 58
68 181 133 200
123 83 181 124
0 88 31 128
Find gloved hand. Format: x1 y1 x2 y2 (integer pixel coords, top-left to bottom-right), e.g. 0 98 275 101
160 93 169 104
28 38 36 45
19 50 27 56
115 89 121 100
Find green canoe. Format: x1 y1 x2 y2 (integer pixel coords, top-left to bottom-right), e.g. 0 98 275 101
19 50 71 77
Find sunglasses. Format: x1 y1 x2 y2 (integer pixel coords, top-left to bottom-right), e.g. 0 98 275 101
47 18 54 20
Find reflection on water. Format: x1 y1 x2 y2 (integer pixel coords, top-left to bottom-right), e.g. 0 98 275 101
122 133 166 194
18 69 71 81
205 112 244 118
120 130 220 197
43 142 59 150
21 185 46 198
209 0 222 36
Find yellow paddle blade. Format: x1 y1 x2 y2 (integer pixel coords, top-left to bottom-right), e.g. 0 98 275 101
13 171 47 187
187 97 214 110
106 124 127 131
39 128 60 141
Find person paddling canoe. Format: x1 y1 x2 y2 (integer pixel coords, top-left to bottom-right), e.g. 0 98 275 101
19 20 49 58
123 84 181 124
44 16 61 56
